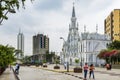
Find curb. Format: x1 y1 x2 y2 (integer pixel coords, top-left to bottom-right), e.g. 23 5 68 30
11 67 20 80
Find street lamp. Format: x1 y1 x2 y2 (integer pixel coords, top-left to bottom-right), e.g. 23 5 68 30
0 9 16 25
60 37 69 72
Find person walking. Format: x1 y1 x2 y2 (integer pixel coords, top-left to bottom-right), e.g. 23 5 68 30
64 62 66 69
83 63 88 80
89 64 95 79
15 63 20 74
106 63 110 70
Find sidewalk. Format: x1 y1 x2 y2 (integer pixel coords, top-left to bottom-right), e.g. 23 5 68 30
0 68 15 80
31 64 120 80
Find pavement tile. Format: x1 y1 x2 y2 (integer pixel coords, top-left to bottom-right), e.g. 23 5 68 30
0 68 15 80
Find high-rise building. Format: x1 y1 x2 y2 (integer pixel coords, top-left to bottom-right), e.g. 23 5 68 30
33 34 49 54
17 30 24 59
104 9 120 41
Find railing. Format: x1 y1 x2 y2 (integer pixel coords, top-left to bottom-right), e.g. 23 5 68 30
11 67 20 80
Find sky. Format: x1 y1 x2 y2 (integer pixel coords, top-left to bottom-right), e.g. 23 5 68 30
0 0 120 56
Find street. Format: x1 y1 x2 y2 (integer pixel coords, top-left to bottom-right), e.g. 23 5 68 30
18 66 81 80
17 65 120 80
1 65 120 80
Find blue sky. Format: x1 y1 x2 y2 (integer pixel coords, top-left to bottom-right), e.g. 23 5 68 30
0 0 120 56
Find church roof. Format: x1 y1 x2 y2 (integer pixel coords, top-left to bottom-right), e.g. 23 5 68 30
81 32 111 40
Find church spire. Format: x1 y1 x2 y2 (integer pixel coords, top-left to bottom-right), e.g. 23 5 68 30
72 2 75 17
84 25 86 33
96 24 98 33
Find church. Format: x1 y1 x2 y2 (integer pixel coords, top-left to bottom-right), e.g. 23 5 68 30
60 5 111 66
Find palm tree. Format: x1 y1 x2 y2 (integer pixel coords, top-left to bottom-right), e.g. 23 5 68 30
0 45 15 69
14 49 23 58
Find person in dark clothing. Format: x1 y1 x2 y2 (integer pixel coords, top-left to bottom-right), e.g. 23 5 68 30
89 64 95 79
15 63 20 74
83 63 88 80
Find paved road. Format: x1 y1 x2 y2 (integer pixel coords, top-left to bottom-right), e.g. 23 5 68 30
18 65 120 80
1 65 120 80
18 66 82 80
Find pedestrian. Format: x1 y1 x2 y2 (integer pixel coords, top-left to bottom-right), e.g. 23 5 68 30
109 63 112 70
15 63 20 74
89 64 95 79
83 63 88 80
106 63 110 70
64 62 66 69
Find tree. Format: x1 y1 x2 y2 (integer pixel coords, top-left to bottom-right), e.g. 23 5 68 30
107 40 120 50
44 51 55 63
0 0 34 24
97 49 109 59
0 45 16 68
75 58 79 68
14 49 23 59
98 40 120 64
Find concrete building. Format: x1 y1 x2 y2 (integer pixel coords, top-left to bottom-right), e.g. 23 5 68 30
32 34 49 62
104 9 120 41
17 29 24 59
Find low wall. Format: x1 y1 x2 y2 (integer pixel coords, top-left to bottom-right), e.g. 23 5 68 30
112 64 120 69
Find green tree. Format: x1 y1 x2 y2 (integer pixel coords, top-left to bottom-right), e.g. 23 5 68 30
46 51 55 63
98 40 120 64
0 45 15 68
0 0 34 24
107 40 120 50
75 58 79 68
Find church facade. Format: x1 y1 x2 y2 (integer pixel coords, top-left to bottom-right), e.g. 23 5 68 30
79 32 111 66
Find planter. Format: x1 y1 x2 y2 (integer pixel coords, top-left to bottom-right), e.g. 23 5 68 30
74 67 82 73
36 64 39 67
27 64 31 66
54 65 60 69
43 65 47 67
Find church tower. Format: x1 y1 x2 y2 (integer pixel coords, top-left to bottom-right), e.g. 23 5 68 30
66 4 80 64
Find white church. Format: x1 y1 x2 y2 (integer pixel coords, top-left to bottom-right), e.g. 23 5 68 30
60 5 111 66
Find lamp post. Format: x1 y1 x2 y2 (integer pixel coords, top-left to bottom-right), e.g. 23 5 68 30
60 37 69 72
80 52 82 68
0 9 16 25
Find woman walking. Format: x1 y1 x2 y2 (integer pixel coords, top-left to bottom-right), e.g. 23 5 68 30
89 64 95 79
83 63 88 80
